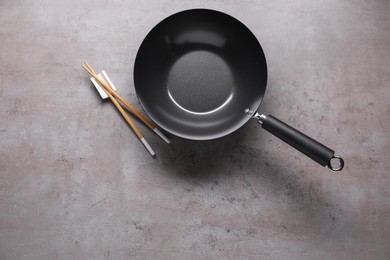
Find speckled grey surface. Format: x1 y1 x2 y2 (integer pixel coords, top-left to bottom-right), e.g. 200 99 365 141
1 0 389 259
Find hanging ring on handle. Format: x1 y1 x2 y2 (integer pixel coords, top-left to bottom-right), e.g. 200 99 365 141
327 155 344 172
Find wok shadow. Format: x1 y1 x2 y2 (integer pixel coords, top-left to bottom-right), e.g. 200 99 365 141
157 126 246 181
157 116 339 231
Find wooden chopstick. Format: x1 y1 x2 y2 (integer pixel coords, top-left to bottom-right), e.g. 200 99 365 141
84 62 170 144
83 64 155 157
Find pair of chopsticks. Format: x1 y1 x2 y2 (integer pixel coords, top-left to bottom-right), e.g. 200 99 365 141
82 62 169 157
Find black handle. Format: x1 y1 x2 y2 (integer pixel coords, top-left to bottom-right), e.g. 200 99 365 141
259 114 344 171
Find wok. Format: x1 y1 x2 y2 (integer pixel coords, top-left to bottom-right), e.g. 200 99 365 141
134 9 344 171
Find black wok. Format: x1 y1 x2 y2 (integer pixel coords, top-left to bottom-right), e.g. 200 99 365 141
134 9 344 171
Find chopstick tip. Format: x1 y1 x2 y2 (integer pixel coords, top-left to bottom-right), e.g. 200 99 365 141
140 137 156 157
153 128 171 144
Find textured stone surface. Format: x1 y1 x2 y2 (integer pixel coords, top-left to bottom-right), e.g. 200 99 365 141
1 0 389 259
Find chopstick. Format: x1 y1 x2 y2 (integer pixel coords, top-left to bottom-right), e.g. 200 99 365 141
82 63 156 157
84 62 170 144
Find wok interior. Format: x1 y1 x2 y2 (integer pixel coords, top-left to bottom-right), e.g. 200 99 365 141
134 9 267 140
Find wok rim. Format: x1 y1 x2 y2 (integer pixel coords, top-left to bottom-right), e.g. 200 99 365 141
133 8 268 140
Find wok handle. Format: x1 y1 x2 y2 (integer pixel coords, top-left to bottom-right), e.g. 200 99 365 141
255 114 344 171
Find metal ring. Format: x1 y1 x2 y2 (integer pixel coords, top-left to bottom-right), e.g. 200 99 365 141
327 155 344 172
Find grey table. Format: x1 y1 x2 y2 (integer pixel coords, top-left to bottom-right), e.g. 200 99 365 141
1 0 389 259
